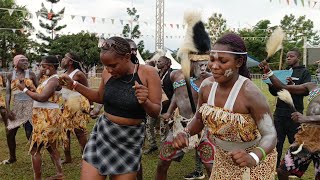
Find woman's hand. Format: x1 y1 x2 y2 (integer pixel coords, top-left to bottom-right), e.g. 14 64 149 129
59 74 74 90
134 81 148 104
258 60 271 74
228 149 257 167
172 132 189 149
17 79 26 91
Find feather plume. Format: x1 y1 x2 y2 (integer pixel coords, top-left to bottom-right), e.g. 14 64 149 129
65 96 82 114
178 11 202 80
277 89 297 112
266 27 285 60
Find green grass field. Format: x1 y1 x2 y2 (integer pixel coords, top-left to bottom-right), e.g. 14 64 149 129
0 80 316 179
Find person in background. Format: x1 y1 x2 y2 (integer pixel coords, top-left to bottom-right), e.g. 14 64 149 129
267 49 311 168
144 56 174 154
60 52 91 164
18 55 65 180
2 55 37 165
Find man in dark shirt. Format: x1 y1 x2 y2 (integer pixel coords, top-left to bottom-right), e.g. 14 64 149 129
267 49 311 167
144 56 174 154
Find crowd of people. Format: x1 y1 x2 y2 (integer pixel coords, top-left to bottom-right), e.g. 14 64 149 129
0 11 320 180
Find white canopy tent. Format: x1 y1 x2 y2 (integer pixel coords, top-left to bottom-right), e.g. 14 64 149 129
136 50 146 65
165 51 181 69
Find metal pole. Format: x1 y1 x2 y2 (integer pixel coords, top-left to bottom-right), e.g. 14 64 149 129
303 36 307 66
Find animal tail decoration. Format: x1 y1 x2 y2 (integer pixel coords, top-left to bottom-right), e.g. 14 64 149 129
277 89 297 112
265 27 286 61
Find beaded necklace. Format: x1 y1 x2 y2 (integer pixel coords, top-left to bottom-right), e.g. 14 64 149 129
308 88 320 102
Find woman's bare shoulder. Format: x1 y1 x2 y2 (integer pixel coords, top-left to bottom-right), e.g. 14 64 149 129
242 80 267 103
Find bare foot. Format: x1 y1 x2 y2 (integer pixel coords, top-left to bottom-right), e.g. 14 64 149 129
1 159 17 165
46 174 64 180
61 159 71 164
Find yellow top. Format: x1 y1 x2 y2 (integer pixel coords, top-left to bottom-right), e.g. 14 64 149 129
199 103 260 142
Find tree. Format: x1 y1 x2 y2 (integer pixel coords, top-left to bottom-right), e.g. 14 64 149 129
280 14 319 46
205 13 228 43
36 0 66 53
122 7 148 59
49 32 100 73
0 0 35 69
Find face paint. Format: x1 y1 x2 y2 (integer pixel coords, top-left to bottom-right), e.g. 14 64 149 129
224 68 233 77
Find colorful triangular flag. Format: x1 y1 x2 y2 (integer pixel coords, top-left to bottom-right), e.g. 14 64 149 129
102 18 105 24
301 0 304 6
176 24 179 29
120 20 124 25
111 19 114 24
81 16 86 22
182 24 185 29
294 0 297 5
12 29 16 33
8 9 14 16
286 0 289 5
71 15 75 20
35 11 41 18
92 17 96 23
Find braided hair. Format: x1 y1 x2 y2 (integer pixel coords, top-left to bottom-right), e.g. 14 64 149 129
215 33 251 79
68 52 83 72
102 36 131 56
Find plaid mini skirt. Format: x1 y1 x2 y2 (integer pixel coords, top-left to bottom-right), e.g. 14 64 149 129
83 115 145 175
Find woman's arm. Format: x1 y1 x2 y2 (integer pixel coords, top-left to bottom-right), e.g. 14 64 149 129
23 78 59 102
138 67 162 118
245 81 276 158
60 69 109 104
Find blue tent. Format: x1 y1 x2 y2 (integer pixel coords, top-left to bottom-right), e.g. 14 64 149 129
247 55 260 67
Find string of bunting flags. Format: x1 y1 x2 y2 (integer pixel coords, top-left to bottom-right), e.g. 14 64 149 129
269 0 320 8
0 7 187 29
0 7 315 33
0 27 297 41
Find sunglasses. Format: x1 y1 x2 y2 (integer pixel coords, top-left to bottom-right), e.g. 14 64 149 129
99 39 118 50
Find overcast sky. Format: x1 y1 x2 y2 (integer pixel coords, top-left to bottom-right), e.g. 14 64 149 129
15 0 320 52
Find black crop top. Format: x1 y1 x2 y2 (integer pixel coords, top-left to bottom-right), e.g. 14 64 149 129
104 71 146 119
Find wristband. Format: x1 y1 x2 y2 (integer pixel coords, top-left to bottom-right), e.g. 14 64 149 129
23 87 28 93
256 147 266 160
249 152 260 165
90 105 94 109
73 81 78 90
264 70 274 79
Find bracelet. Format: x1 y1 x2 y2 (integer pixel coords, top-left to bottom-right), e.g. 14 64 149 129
90 105 94 109
264 70 274 79
73 81 78 90
183 128 191 138
256 147 266 160
249 152 260 165
23 87 28 93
